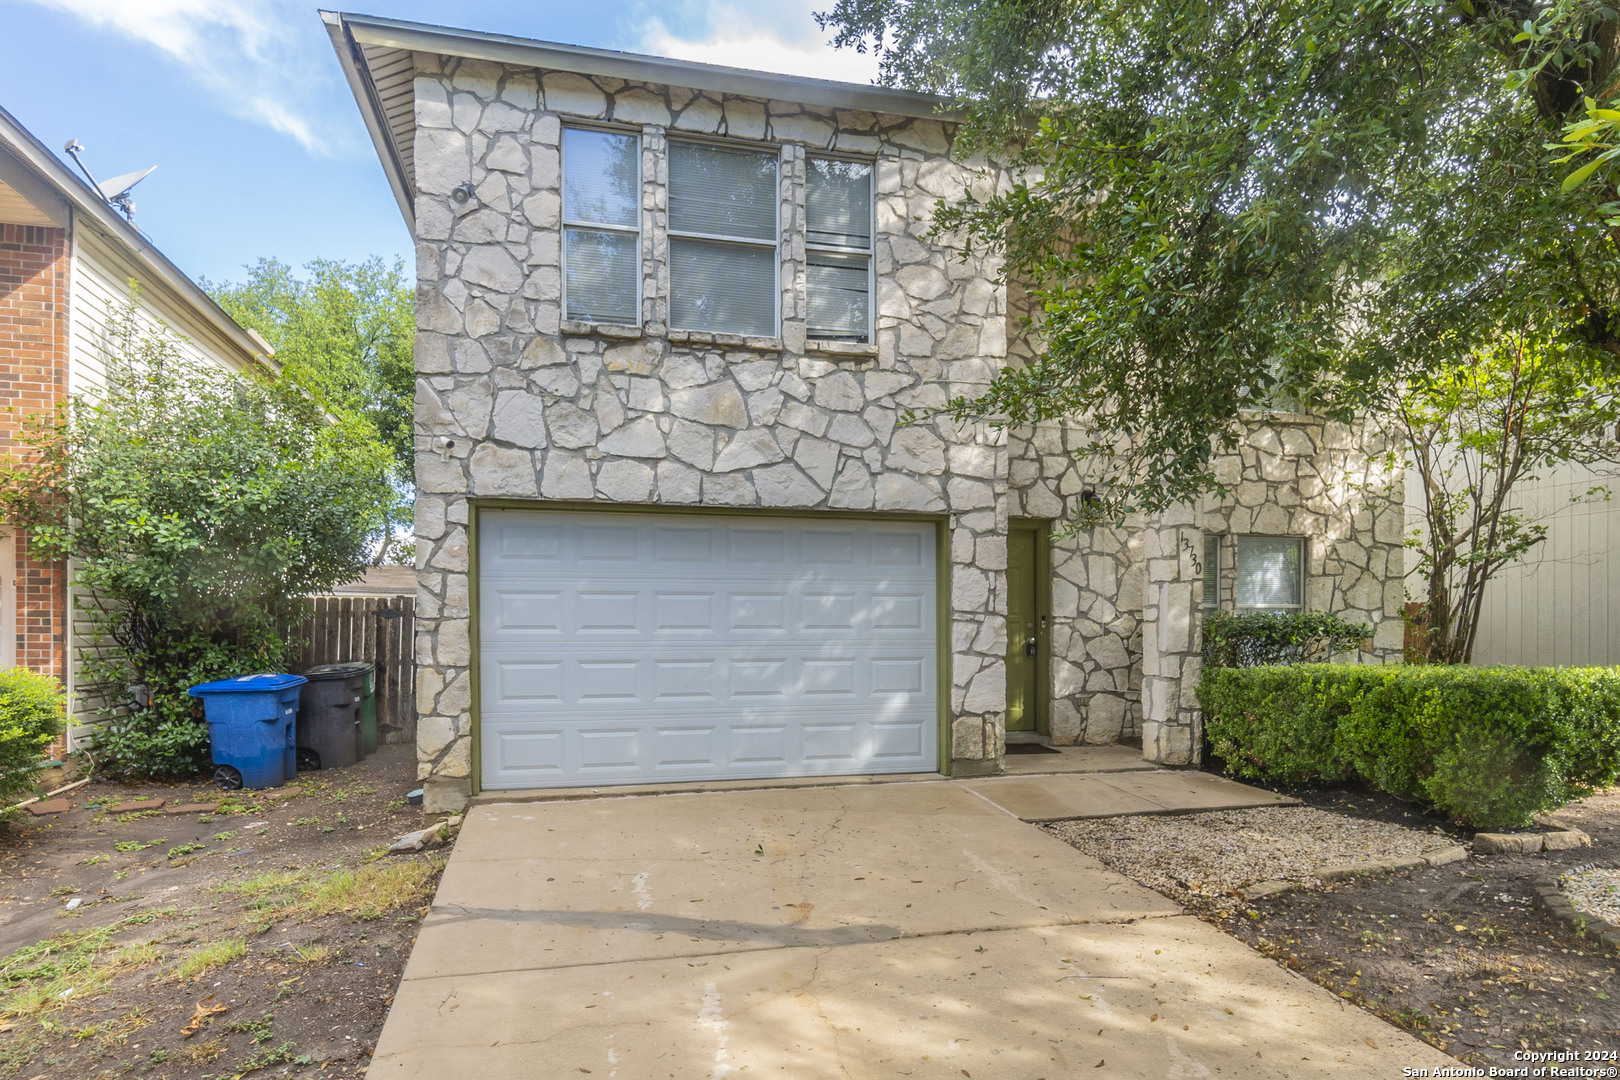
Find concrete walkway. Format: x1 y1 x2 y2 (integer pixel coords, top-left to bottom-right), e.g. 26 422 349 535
372 776 1454 1078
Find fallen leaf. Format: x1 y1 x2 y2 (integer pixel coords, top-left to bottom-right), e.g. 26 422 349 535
1149 1014 1158 1022
1365 1039 1379 1049
181 996 228 1039
1094 1061 1105 1069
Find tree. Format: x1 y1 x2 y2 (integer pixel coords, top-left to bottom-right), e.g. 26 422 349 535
0 305 397 777
207 257 415 562
818 0 1620 521
1396 322 1620 663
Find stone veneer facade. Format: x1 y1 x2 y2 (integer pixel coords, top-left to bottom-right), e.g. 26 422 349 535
406 54 1407 810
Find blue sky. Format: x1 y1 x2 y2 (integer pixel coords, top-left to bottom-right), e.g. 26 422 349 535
0 0 879 288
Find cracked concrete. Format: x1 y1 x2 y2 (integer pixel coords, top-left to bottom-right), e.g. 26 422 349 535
371 781 1455 1077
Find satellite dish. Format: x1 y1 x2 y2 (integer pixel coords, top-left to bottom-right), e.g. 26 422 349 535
96 166 156 223
97 166 156 204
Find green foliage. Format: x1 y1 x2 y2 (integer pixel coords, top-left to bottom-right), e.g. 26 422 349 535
207 257 415 564
1397 325 1620 663
1198 664 1620 827
0 667 65 812
1202 609 1370 669
819 0 1620 522
0 301 395 780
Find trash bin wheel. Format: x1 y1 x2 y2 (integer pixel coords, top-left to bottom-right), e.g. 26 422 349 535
213 765 243 791
297 747 322 772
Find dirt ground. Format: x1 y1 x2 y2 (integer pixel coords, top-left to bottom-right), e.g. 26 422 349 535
0 744 446 1080
1057 779 1620 1070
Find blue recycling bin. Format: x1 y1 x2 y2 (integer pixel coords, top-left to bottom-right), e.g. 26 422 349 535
187 674 307 789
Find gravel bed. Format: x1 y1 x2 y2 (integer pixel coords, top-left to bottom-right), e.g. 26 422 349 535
1043 805 1456 906
1559 866 1620 924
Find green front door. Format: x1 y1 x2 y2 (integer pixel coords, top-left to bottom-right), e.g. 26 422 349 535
1005 524 1042 733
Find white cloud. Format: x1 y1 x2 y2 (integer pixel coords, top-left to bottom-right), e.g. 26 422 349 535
631 0 879 85
20 0 337 153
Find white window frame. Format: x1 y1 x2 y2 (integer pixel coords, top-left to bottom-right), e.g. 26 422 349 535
805 154 876 344
666 137 781 337
1234 535 1306 611
561 124 643 328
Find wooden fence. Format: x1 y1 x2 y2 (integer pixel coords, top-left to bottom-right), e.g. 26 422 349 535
285 596 416 745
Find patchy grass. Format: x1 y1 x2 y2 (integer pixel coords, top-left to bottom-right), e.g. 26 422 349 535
0 921 165 1019
173 938 247 982
166 842 206 860
77 854 108 867
223 1011 275 1043
214 856 443 927
113 837 165 853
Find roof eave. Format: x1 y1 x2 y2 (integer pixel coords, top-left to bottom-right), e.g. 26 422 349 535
321 11 417 233
338 13 954 119
0 105 277 373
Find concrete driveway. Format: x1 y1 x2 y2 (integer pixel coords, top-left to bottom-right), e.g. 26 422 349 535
371 780 1454 1078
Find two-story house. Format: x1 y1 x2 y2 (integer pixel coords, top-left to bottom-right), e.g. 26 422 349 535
325 11 1407 812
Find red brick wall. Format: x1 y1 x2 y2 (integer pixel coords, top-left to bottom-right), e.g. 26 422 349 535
0 222 69 684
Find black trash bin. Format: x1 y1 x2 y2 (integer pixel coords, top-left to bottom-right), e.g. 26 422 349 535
296 663 368 771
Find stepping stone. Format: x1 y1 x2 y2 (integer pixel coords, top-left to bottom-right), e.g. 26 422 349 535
164 802 221 815
109 798 166 812
24 798 69 816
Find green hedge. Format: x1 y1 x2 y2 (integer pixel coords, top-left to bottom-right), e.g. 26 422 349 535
0 666 66 813
1198 664 1620 829
1202 609 1370 668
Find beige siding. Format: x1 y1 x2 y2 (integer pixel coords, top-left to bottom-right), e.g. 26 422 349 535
1407 460 1620 667
68 221 255 397
65 219 260 739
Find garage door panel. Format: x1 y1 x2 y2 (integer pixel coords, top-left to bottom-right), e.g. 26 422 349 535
479 510 937 788
480 651 935 712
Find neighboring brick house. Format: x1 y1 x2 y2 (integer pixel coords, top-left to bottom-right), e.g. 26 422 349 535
326 12 1407 812
0 105 274 750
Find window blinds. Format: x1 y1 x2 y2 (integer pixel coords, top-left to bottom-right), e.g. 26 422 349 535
565 229 639 325
806 158 871 341
563 129 638 228
1202 534 1220 607
667 142 777 335
668 142 777 240
563 129 640 325
806 158 872 248
670 239 776 337
1235 536 1303 608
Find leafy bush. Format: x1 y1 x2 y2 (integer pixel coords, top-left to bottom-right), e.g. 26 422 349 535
1202 609 1371 668
0 668 66 811
0 301 396 779
1198 664 1620 828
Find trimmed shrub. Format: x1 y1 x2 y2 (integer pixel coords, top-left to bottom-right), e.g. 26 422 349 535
1198 664 1620 828
1202 609 1370 668
0 667 66 812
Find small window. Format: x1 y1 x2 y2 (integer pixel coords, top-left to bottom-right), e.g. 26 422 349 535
668 141 779 336
1202 534 1220 608
805 157 872 343
562 128 641 326
1235 536 1304 609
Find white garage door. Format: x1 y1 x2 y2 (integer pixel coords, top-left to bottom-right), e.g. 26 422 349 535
478 509 939 789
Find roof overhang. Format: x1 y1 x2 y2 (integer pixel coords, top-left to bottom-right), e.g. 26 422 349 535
0 104 276 372
320 10 956 234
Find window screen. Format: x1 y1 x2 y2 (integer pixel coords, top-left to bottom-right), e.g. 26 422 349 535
562 128 640 325
668 141 778 336
1202 534 1220 608
1235 536 1304 609
806 158 872 342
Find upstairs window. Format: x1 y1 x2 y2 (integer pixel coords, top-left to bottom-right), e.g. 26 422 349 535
562 128 641 326
805 157 873 343
668 141 779 337
1235 536 1304 609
